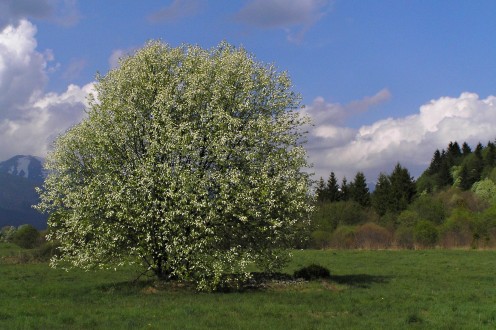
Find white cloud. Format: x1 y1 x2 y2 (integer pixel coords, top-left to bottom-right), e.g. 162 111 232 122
0 83 93 159
235 0 330 42
0 19 92 161
0 20 48 118
148 0 204 23
302 88 391 126
305 92 496 183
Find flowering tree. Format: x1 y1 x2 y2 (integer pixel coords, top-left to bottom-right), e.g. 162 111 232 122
37 41 313 290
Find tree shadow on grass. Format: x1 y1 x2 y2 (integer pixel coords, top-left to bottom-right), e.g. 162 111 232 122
329 274 391 288
97 273 391 293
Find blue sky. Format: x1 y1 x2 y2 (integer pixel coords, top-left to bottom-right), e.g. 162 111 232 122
1 0 495 182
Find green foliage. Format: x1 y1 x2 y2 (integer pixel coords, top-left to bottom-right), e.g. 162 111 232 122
293 264 330 280
12 225 40 249
339 177 350 201
372 164 416 216
413 220 439 248
328 201 367 226
371 173 392 216
0 226 16 242
440 208 472 248
309 230 332 249
421 140 496 192
315 177 326 202
471 178 496 205
316 172 340 203
330 225 357 249
396 210 420 227
408 194 445 224
326 172 341 202
349 172 370 207
36 41 313 291
415 172 436 194
310 202 339 232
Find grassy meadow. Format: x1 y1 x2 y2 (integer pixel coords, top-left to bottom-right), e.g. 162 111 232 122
1 245 495 329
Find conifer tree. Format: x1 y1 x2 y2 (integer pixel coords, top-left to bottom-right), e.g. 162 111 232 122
484 141 496 168
371 173 391 216
428 149 442 175
389 163 416 213
469 142 484 184
349 172 370 207
326 172 340 202
316 177 327 202
447 141 462 161
340 177 349 201
437 151 453 187
459 165 471 190
462 142 472 155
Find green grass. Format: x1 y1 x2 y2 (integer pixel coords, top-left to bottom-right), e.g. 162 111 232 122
1 248 496 329
0 242 23 257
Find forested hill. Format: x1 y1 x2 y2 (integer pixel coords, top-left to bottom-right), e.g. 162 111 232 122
417 141 496 193
311 140 496 250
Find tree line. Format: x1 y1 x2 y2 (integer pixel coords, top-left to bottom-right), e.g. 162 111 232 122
310 140 496 250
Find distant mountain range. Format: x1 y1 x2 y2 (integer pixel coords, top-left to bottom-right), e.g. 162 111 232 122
0 155 47 229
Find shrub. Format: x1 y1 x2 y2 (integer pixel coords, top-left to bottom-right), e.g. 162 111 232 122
440 208 472 248
395 225 414 249
409 195 446 224
12 225 40 249
328 201 367 226
32 241 61 261
413 221 438 248
396 210 421 227
294 264 331 280
378 212 398 231
472 178 496 205
330 226 357 249
355 223 392 249
437 187 485 213
309 230 332 249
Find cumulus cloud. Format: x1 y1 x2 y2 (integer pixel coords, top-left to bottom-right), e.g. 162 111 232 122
235 0 330 42
305 92 496 183
0 19 92 160
148 0 204 23
0 0 80 29
0 83 93 159
0 20 48 118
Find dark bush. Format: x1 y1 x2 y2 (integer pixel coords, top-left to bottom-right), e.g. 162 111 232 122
293 264 331 280
309 230 332 249
414 220 438 248
33 241 61 261
12 225 40 249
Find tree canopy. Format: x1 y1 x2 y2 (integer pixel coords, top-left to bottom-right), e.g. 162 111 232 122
36 41 313 290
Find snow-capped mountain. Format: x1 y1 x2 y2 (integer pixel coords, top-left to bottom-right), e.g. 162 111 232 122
0 155 46 185
0 155 47 229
